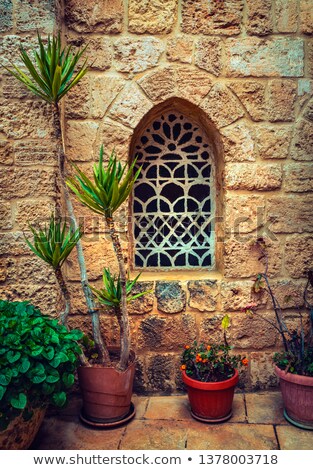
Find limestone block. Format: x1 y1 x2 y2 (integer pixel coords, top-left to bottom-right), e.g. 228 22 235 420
181 0 244 36
285 235 313 278
114 37 164 74
266 196 313 233
254 124 292 159
66 120 99 161
65 0 124 34
89 75 125 119
175 67 213 104
268 280 309 309
195 38 222 77
108 83 153 128
166 36 193 64
225 38 304 78
15 200 55 230
0 167 56 200
15 0 55 34
138 314 196 350
0 283 59 317
2 74 34 100
246 0 273 36
224 194 266 235
146 354 176 393
304 99 313 121
0 202 12 230
290 119 313 160
96 119 133 161
155 281 186 313
221 121 256 162
224 163 282 190
13 140 58 166
187 280 219 312
6 256 56 285
221 280 266 312
137 67 176 103
0 0 12 32
0 140 13 165
128 0 177 34
267 80 297 122
0 232 29 256
284 163 313 192
300 0 313 34
230 312 277 349
250 352 279 390
0 258 9 282
198 313 225 344
308 40 313 78
128 282 154 315
0 35 39 67
224 238 283 278
228 80 267 122
275 0 298 33
64 76 90 119
200 83 245 129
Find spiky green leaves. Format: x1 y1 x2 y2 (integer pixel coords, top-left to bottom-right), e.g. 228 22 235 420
67 146 141 218
90 268 150 308
24 216 82 269
3 32 88 104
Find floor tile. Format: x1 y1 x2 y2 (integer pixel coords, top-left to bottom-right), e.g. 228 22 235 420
245 391 285 424
276 425 313 450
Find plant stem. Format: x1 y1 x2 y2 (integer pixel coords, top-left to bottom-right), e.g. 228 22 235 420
55 266 70 327
105 216 130 371
53 103 110 365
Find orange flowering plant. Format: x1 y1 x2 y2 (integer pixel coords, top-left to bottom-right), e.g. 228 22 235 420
181 315 248 382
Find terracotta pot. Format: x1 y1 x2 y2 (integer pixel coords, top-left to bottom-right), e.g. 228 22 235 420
182 369 239 423
0 407 45 450
78 349 136 424
275 365 313 430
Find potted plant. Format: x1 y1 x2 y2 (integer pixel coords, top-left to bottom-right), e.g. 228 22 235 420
181 315 248 423
0 299 83 449
245 238 313 430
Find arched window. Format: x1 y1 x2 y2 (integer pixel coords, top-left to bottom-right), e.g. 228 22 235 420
132 109 215 270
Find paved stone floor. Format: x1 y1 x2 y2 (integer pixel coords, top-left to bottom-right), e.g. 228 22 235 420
31 391 313 450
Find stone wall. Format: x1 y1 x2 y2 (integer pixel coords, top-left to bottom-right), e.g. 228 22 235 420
1 0 313 393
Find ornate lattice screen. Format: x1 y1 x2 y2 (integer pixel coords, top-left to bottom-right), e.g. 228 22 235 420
132 111 214 269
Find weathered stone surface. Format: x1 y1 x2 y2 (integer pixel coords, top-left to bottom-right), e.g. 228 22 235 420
195 38 222 77
14 140 58 166
0 202 12 230
221 280 265 311
224 238 283 278
277 425 313 450
66 120 99 161
128 0 177 34
137 67 176 103
89 75 125 119
0 0 13 32
0 232 29 256
6 256 56 285
221 121 256 162
225 194 266 235
0 258 9 282
231 311 277 349
0 140 13 165
246 391 285 424
275 0 298 33
114 37 164 74
64 76 90 119
68 36 112 71
224 163 282 190
175 67 213 104
284 163 313 192
267 196 313 233
0 283 59 316
146 354 176 393
65 0 123 34
199 313 225 344
200 84 245 128
303 99 313 121
308 40 313 78
15 0 55 33
0 167 56 200
155 281 186 313
246 0 273 36
225 38 304 77
267 80 297 122
108 83 153 128
181 0 244 36
15 200 55 230
138 313 196 350
300 0 313 34
229 80 266 121
166 36 193 64
188 280 219 312
254 124 292 159
268 280 309 309
290 119 313 160
96 119 133 161
0 35 39 68
285 235 313 278
250 352 279 390
128 282 154 315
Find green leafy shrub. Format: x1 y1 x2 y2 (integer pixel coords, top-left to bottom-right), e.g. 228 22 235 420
0 299 83 430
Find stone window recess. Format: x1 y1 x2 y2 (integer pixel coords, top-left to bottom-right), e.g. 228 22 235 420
132 111 215 270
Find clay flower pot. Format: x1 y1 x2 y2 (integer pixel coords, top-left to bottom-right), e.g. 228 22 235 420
275 365 313 430
182 369 239 423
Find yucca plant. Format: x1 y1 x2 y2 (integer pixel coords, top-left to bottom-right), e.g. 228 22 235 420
4 33 109 364
67 148 142 371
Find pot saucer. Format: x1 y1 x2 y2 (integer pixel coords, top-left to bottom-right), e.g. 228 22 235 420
79 402 136 429
190 409 232 423
283 409 313 431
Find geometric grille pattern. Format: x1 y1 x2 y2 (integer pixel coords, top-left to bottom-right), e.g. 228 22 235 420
133 111 214 269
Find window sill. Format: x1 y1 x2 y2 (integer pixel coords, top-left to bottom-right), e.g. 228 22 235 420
130 270 223 282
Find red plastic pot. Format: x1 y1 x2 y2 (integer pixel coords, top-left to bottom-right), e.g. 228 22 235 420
275 365 313 430
182 369 239 423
